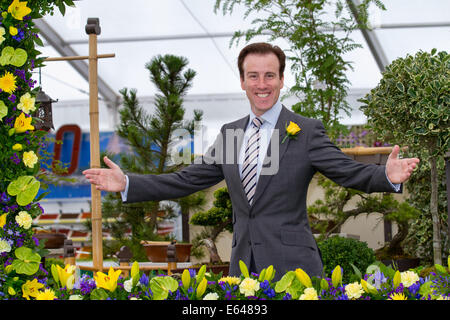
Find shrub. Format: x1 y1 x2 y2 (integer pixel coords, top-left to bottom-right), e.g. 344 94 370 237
318 236 376 283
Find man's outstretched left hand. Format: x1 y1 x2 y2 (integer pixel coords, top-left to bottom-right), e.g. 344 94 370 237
386 145 420 184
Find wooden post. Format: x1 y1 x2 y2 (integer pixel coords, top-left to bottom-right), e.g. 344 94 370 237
167 240 177 275
117 246 133 278
86 18 103 272
63 239 76 266
42 18 114 273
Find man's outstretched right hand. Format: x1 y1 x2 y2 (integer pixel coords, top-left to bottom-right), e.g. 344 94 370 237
82 156 127 192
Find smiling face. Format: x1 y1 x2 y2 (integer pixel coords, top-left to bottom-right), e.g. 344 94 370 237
240 52 284 116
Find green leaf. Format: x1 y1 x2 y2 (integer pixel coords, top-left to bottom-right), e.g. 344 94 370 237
275 271 295 293
15 246 41 262
434 264 447 275
150 277 179 300
418 281 433 298
286 278 303 300
349 263 362 280
7 176 40 206
11 247 41 275
90 288 109 300
0 46 14 66
0 100 7 121
0 47 27 67
10 48 27 67
396 82 405 93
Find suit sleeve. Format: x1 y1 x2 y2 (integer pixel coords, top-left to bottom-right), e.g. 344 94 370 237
307 119 398 193
124 129 225 203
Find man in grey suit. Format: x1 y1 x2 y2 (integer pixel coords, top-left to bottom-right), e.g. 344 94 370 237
83 42 419 280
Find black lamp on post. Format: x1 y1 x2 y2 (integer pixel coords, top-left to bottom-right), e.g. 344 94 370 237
34 67 57 131
34 89 57 131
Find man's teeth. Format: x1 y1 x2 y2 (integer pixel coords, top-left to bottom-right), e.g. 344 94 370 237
257 93 269 98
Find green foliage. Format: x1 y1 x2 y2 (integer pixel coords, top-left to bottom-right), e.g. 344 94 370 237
360 49 449 264
360 49 449 157
190 187 232 233
215 0 385 140
318 236 376 283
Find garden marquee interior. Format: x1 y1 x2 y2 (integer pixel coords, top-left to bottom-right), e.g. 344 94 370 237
1 0 449 303
30 0 450 260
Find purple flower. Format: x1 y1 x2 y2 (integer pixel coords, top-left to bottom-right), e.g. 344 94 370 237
139 273 149 286
78 275 96 295
282 293 292 300
10 153 21 165
12 29 25 42
260 280 270 290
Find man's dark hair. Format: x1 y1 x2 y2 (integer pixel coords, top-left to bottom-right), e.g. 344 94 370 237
237 42 286 79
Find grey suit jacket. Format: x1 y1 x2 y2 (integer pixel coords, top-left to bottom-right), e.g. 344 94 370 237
125 106 396 280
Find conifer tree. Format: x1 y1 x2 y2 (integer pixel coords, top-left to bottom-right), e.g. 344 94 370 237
102 54 204 260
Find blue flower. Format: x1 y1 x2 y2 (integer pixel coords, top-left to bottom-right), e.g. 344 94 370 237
139 273 149 287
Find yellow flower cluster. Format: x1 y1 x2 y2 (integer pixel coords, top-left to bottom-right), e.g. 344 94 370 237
17 93 36 114
299 287 319 300
345 282 364 300
239 277 260 297
400 271 420 288
15 210 32 229
22 150 38 168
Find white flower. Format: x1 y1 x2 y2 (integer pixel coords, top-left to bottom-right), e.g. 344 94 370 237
124 279 133 292
239 277 260 297
0 239 11 254
69 294 83 300
345 282 364 300
299 287 319 300
203 292 219 300
400 271 419 288
15 211 32 229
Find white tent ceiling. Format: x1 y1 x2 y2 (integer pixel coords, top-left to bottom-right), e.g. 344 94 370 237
34 0 450 133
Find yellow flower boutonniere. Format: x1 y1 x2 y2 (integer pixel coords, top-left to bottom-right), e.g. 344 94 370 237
282 121 301 144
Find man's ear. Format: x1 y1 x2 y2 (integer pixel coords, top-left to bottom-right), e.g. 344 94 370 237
280 74 284 89
240 76 245 90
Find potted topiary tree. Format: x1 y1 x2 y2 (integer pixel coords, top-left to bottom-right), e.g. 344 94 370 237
189 187 232 274
360 49 450 265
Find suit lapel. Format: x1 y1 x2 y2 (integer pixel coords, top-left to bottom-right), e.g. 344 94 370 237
251 106 291 206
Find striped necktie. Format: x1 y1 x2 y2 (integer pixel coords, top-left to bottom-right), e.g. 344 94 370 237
242 116 263 205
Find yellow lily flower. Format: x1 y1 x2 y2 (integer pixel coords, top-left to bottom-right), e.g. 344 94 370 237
94 267 122 292
56 264 76 289
14 112 34 134
22 278 45 300
8 0 32 20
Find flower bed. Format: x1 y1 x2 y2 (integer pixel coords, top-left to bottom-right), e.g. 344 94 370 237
1 258 449 300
